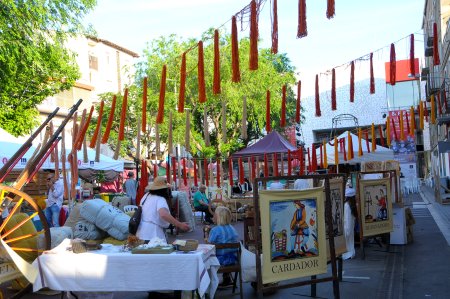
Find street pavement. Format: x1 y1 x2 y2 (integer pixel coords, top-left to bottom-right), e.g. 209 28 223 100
2 185 450 299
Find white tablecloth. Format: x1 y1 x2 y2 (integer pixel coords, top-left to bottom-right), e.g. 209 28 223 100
32 239 220 298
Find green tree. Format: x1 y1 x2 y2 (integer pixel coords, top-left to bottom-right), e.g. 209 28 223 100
0 0 97 136
94 31 299 161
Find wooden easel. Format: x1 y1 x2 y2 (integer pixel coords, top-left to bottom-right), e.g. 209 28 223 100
356 170 399 259
251 174 344 299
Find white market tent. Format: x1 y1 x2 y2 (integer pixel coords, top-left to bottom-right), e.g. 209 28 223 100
319 131 394 165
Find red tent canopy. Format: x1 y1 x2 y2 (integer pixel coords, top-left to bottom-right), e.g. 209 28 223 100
231 131 297 158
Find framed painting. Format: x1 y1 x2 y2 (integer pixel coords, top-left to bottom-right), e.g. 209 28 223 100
359 178 393 237
259 188 327 284
328 178 347 258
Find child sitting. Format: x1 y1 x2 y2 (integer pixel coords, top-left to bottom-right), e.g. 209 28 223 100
208 206 239 286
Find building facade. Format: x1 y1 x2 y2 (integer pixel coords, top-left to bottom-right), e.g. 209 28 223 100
423 0 450 203
36 35 139 146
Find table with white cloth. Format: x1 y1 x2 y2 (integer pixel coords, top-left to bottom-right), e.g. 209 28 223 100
32 239 220 298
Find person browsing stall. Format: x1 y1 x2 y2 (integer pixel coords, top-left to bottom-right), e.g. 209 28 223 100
193 184 214 224
343 182 357 260
123 171 138 205
136 177 189 242
44 172 64 227
208 206 239 286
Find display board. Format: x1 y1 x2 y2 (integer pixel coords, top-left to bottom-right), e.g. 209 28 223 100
359 178 393 237
259 188 327 284
328 178 347 258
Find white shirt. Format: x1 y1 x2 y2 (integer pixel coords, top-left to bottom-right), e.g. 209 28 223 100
136 194 170 241
47 178 64 207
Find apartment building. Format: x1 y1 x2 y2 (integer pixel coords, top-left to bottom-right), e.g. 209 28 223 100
422 0 450 203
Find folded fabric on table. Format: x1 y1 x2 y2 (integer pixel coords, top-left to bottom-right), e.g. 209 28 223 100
95 205 122 231
74 220 106 240
80 199 108 223
106 213 130 240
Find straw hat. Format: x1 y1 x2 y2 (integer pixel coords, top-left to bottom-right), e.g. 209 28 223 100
148 176 170 191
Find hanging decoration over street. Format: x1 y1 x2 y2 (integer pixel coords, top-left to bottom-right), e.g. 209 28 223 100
213 29 221 95
297 0 307 38
271 0 278 54
178 53 186 112
315 74 321 117
198 41 206 103
249 0 259 71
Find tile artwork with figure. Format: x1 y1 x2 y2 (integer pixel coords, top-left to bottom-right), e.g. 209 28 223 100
270 198 318 261
330 187 343 237
363 184 389 223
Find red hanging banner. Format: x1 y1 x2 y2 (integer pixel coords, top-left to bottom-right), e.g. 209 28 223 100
378 125 385 147
326 0 335 19
231 16 241 83
251 156 256 182
266 90 271 132
331 68 336 110
264 153 269 177
370 52 375 94
410 34 415 76
178 53 186 113
239 158 245 184
198 41 207 103
249 0 259 71
297 0 307 38
271 0 278 54
390 43 396 85
433 23 440 66
273 153 279 176
311 145 317 172
216 159 221 188
213 30 221 95
364 130 371 153
281 85 286 127
315 74 321 116
350 61 355 102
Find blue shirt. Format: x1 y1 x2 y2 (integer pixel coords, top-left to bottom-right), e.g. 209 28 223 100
208 224 239 265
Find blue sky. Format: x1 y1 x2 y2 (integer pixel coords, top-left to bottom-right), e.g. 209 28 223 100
84 0 425 95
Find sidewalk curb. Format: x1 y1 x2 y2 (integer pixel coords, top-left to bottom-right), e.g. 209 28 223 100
419 189 450 246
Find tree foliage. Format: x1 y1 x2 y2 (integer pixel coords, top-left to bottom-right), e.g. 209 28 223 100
0 0 97 136
94 30 299 161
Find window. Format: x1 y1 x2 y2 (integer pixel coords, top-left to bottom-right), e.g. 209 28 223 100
386 80 421 110
89 55 98 70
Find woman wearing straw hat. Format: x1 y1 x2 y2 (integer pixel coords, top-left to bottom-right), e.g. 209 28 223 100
136 177 190 242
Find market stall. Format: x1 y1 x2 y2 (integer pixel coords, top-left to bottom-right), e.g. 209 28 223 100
32 239 220 297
